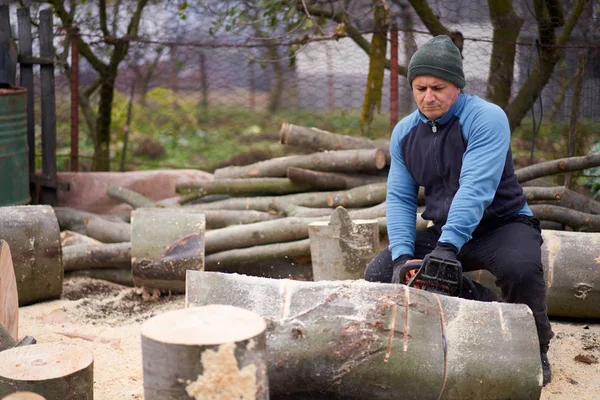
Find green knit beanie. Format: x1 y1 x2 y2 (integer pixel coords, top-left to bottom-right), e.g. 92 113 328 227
408 35 465 89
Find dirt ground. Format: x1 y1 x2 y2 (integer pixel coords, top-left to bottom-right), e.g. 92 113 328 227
16 277 600 400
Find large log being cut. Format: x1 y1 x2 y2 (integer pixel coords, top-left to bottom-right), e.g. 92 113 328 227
467 230 600 318
141 305 269 400
0 206 62 306
186 271 542 399
0 342 93 400
131 208 205 292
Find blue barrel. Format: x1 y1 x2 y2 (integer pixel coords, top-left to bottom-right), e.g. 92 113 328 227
0 86 29 206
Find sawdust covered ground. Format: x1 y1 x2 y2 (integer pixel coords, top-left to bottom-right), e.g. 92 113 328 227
17 277 600 400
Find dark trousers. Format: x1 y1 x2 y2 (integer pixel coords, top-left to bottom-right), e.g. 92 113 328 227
365 215 554 347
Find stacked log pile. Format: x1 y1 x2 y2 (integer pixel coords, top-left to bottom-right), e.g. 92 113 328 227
51 123 600 316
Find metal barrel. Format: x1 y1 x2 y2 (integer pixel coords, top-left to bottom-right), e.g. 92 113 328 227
0 86 29 206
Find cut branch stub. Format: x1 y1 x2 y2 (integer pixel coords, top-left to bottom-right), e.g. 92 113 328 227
0 206 62 306
0 342 93 400
308 207 379 280
131 208 205 292
141 305 268 400
185 271 542 399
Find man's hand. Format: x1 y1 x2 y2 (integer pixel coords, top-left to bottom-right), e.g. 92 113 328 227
391 254 414 284
428 242 459 262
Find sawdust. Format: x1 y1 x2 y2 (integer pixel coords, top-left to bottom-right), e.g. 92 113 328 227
185 342 258 400
16 276 600 399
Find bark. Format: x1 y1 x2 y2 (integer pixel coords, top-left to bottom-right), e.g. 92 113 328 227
486 0 523 108
184 209 282 229
84 217 132 243
0 342 93 400
0 206 62 306
62 242 131 272
193 182 387 212
529 205 600 231
61 231 103 247
467 230 600 318
0 240 18 342
53 207 129 235
185 272 542 399
107 185 157 208
65 268 133 287
523 186 600 214
516 154 600 183
131 208 205 292
308 207 380 281
213 149 387 179
176 178 313 202
280 123 389 155
286 167 387 191
141 305 268 400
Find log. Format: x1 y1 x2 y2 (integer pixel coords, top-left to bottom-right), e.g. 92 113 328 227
141 305 268 400
0 206 62 306
185 271 542 399
107 185 157 208
53 207 129 234
308 207 379 280
131 208 205 292
0 240 18 342
530 204 600 231
1 393 47 400
60 231 102 247
189 182 388 211
213 149 387 179
286 167 386 190
467 230 600 318
84 217 132 243
0 323 16 352
62 242 131 272
516 154 600 183
65 268 134 287
198 209 282 229
176 178 313 201
0 343 93 400
523 186 600 214
280 123 390 157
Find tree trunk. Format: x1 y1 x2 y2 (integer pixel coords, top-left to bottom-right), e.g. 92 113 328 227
287 167 387 190
131 208 205 292
529 204 600 231
84 217 132 243
107 185 157 208
213 149 387 179
65 268 133 287
93 78 116 171
141 305 269 400
0 206 62 306
177 178 313 201
467 230 600 318
188 209 282 229
0 343 93 400
0 240 18 342
54 207 129 235
185 272 542 399
516 154 600 183
62 242 131 272
308 207 379 281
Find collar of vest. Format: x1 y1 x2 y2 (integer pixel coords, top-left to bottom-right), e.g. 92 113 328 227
418 92 466 127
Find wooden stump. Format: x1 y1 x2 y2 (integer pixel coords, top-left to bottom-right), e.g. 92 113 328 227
0 342 93 400
0 206 62 306
131 208 205 292
141 305 269 400
1 392 47 400
186 271 543 399
0 240 18 341
467 230 600 318
308 207 379 280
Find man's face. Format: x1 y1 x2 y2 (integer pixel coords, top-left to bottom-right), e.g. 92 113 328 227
412 75 461 120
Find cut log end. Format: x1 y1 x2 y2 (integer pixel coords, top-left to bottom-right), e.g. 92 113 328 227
1 392 47 400
0 343 93 400
0 240 18 341
374 148 386 169
142 305 266 346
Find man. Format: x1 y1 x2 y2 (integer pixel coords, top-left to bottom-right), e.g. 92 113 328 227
364 35 554 386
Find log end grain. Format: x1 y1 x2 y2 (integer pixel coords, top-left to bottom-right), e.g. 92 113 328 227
0 240 18 340
1 392 47 400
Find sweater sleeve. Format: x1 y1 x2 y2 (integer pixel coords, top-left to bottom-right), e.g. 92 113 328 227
387 122 420 261
439 101 510 250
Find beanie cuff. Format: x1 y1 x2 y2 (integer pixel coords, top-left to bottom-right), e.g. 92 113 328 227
409 65 466 89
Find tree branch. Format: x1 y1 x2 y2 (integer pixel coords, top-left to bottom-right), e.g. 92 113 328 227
406 0 451 36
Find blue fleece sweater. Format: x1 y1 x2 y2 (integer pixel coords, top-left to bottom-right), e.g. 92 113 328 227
387 93 531 260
